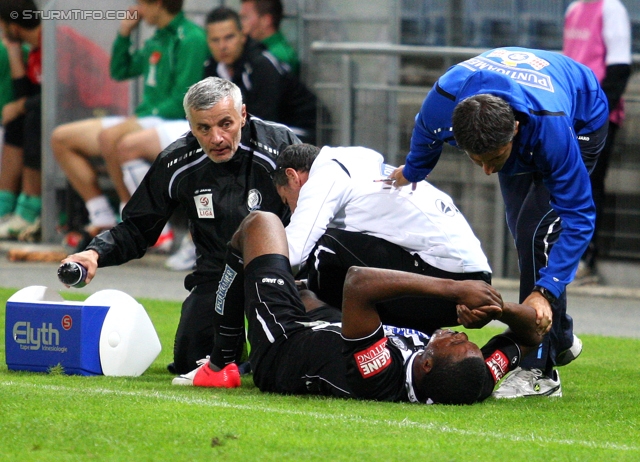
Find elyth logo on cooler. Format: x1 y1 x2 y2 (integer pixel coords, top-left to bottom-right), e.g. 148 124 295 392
12 322 65 352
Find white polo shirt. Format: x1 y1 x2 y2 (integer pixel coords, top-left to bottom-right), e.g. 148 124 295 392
285 146 491 274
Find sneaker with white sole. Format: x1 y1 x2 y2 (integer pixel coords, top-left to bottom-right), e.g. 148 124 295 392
492 367 562 399
17 217 41 242
172 362 241 388
0 214 34 239
556 334 583 367
165 234 196 271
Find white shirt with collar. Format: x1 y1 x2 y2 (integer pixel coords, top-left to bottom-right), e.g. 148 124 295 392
285 146 491 274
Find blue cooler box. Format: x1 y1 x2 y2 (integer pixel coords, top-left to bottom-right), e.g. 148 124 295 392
6 298 109 376
5 286 162 377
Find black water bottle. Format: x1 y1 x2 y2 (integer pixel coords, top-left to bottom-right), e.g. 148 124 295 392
57 262 88 288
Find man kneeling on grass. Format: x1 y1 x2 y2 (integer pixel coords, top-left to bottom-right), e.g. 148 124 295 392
173 211 544 404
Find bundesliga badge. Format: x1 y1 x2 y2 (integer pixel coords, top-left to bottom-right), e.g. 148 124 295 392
194 193 214 218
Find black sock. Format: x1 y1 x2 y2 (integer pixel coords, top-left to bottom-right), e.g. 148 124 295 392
210 244 246 368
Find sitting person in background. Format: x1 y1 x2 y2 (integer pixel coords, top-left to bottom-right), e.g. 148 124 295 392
0 39 15 118
0 0 42 241
51 0 208 252
204 6 316 144
239 0 299 75
0 38 21 222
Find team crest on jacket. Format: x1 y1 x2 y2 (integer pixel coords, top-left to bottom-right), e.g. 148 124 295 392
388 336 408 351
247 189 262 211
435 199 458 217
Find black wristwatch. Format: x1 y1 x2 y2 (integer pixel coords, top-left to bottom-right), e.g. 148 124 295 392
533 285 557 304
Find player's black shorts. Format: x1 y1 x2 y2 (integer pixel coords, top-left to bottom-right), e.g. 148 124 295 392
3 115 24 147
23 101 41 170
244 253 351 397
305 229 491 334
2 99 42 170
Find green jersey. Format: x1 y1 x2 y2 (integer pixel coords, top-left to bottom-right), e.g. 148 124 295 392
110 11 208 119
262 30 300 75
0 42 15 112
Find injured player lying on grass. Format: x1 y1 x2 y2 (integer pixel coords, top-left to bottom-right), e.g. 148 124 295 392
172 211 545 405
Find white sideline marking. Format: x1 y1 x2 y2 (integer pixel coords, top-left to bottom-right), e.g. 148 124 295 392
1 380 637 452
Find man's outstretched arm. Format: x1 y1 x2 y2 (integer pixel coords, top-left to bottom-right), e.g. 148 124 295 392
341 266 502 339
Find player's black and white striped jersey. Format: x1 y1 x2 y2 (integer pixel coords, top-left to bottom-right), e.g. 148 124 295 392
343 324 523 403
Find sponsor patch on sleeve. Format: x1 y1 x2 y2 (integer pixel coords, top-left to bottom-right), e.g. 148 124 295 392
354 338 392 378
485 350 510 383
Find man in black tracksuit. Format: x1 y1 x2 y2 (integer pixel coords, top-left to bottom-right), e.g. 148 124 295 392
204 6 317 144
61 77 300 374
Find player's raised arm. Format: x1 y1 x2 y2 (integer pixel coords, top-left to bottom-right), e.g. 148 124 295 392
341 267 502 339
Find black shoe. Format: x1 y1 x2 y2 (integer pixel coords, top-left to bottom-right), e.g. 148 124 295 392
167 362 177 374
238 361 252 375
556 335 583 367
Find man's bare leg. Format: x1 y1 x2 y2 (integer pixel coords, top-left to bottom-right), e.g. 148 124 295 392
98 117 143 204
114 127 163 203
0 144 24 217
51 118 105 202
0 144 23 192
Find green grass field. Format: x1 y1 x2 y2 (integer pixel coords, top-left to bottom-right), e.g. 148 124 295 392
1 286 639 461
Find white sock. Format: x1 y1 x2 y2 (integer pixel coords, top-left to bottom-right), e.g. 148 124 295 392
86 195 117 228
122 159 151 197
